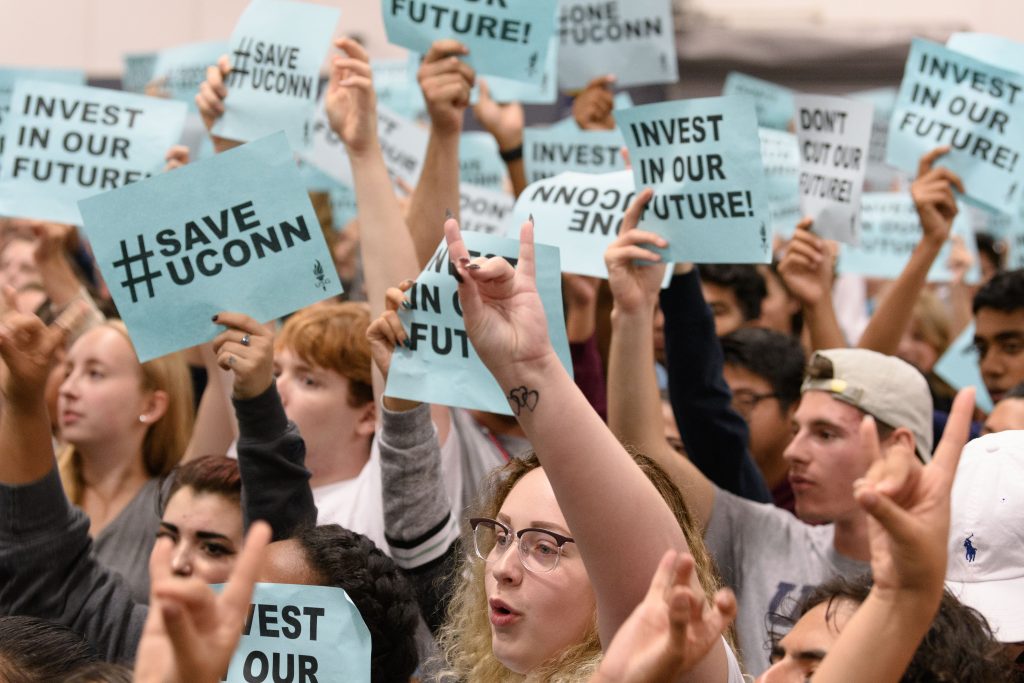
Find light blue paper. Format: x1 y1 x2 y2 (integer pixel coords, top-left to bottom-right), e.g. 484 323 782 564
473 35 558 104
77 133 342 361
617 96 771 264
0 67 85 156
613 91 634 111
220 583 370 683
460 131 508 191
373 58 427 121
122 53 158 94
722 72 795 131
837 192 980 283
512 169 633 277
330 183 359 229
386 232 571 414
151 41 229 104
886 39 1024 216
934 322 994 413
851 87 905 191
212 0 340 148
556 0 677 90
460 183 514 235
0 80 187 224
947 33 1024 75
758 128 801 239
524 125 624 183
794 94 874 245
382 0 558 85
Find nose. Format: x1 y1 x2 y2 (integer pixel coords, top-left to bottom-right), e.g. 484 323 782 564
58 368 80 400
490 539 524 586
978 348 1003 384
756 660 792 683
170 544 193 578
782 428 808 466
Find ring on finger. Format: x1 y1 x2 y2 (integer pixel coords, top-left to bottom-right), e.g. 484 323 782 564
241 334 251 347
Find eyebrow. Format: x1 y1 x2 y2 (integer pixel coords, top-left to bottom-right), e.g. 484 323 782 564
770 644 828 663
994 331 1024 342
159 522 234 543
529 521 571 535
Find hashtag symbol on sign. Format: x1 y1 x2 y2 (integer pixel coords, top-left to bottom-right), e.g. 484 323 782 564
229 36 253 88
112 235 162 304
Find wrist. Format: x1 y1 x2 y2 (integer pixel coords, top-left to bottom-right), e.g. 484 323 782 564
611 304 655 325
430 120 462 141
491 351 563 397
346 138 384 163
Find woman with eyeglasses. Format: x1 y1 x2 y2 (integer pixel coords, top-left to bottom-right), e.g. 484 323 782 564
368 204 744 681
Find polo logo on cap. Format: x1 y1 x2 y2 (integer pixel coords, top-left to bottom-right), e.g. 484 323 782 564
964 534 977 563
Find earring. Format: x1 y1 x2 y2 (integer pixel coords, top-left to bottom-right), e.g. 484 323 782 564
138 415 147 423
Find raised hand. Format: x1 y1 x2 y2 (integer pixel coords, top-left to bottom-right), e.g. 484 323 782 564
445 217 553 382
163 145 190 173
593 550 737 683
366 280 415 380
572 75 616 130
853 387 975 600
473 77 524 152
324 38 378 157
778 218 836 307
604 188 666 316
211 312 274 400
911 146 964 247
134 522 271 683
194 56 239 154
418 40 475 136
0 310 66 406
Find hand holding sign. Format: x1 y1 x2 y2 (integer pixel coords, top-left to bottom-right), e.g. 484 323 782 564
367 280 415 381
604 188 667 315
778 218 837 309
195 56 240 154
445 216 554 383
212 312 274 400
911 146 965 247
418 40 475 136
324 38 379 157
473 78 525 153
573 75 616 131
134 522 272 683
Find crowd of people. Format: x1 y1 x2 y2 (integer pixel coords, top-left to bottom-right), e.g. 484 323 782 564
0 25 1022 683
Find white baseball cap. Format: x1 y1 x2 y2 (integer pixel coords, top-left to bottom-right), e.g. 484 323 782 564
945 430 1024 643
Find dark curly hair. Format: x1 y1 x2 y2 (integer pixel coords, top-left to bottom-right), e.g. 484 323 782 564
772 574 1016 682
698 264 767 322
720 327 806 411
973 268 1024 315
0 615 98 683
295 525 420 683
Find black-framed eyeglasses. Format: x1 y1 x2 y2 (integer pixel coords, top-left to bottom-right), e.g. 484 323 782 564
469 517 575 574
731 390 780 418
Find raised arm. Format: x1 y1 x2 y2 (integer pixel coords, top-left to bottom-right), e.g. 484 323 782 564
778 218 846 351
195 56 242 154
407 40 474 266
212 312 316 541
812 388 974 682
445 215 730 680
472 78 526 198
857 147 963 355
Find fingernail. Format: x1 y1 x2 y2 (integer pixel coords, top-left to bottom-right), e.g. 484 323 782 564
401 279 414 287
402 339 411 349
528 213 535 226
401 300 411 309
458 256 471 265
211 314 219 322
467 263 481 270
445 208 453 220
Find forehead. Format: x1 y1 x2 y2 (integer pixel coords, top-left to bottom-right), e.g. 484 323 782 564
975 308 1024 339
794 391 863 429
68 326 137 366
780 599 855 653
723 363 772 392
701 281 739 306
163 488 243 533
499 468 567 531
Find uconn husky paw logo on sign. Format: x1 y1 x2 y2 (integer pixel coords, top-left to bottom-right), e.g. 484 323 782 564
964 533 977 563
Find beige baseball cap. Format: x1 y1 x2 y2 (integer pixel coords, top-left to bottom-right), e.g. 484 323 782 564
801 348 934 462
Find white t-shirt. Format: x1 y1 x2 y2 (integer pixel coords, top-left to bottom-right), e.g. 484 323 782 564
312 444 388 555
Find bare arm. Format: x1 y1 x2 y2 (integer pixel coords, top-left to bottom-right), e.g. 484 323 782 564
181 343 237 462
407 40 474 266
446 210 730 681
472 78 526 198
858 147 963 355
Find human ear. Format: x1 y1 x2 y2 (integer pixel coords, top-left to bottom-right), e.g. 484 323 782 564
140 389 170 425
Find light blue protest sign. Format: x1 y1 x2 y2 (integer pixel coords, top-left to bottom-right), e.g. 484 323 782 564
78 132 341 361
220 583 370 683
617 96 771 263
212 0 340 149
887 39 1024 216
795 94 874 244
758 128 801 239
151 41 229 105
722 72 795 131
460 131 508 191
556 0 676 90
460 183 514 235
613 91 634 111
837 192 980 283
373 58 427 121
0 68 85 156
511 169 632 277
524 125 624 183
383 0 558 85
330 183 358 229
947 33 1024 74
0 80 187 224
934 322 993 413
301 99 428 190
387 232 571 414
851 87 904 191
122 53 158 94
472 34 558 105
